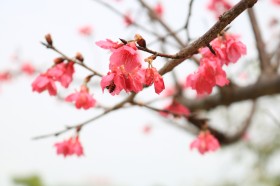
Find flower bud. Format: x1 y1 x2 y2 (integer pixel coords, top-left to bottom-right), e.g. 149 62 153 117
45 33 53 46
134 34 146 48
75 52 84 62
53 57 65 64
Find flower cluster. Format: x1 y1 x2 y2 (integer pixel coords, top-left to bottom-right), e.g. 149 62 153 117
96 38 165 95
65 85 96 110
32 61 75 96
54 136 84 157
190 130 220 154
186 33 247 95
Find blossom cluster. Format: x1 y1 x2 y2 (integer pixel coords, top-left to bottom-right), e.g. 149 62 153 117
32 61 75 96
186 33 247 95
96 39 165 95
54 136 84 157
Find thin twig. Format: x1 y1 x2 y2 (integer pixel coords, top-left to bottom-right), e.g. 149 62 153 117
41 42 103 77
247 8 272 74
138 0 185 47
184 0 195 42
33 93 136 140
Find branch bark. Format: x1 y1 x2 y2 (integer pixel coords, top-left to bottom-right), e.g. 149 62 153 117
159 0 258 76
247 8 273 74
177 75 280 111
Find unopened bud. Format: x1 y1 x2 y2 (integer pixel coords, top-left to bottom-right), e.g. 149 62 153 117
45 33 53 46
75 52 84 62
53 57 65 64
134 34 146 48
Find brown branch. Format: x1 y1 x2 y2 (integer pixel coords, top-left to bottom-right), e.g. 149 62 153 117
159 0 258 76
177 75 280 111
187 101 256 145
136 45 180 59
247 8 273 74
41 42 103 77
33 93 136 140
184 0 195 42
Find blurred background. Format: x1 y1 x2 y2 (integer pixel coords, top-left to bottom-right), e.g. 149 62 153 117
1 0 280 185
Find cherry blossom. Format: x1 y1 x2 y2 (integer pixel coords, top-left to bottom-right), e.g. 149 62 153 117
190 130 220 154
187 33 246 95
32 73 57 96
160 100 190 118
78 25 93 36
154 2 164 18
95 39 124 52
54 136 84 157
200 34 247 65
98 40 150 95
0 71 12 82
65 85 96 110
145 67 165 94
21 63 35 75
186 58 229 95
226 38 247 63
101 69 145 95
271 0 280 5
207 0 232 18
109 42 141 72
47 61 75 88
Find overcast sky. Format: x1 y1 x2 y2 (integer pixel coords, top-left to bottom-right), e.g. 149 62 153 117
0 0 279 185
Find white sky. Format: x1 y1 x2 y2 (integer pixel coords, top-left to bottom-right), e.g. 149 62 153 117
0 0 279 186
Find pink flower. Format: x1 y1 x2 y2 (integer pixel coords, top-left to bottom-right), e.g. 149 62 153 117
98 39 147 95
145 67 165 94
21 63 35 75
0 71 12 81
200 34 246 65
226 39 247 63
78 25 93 36
160 100 190 118
124 11 133 26
95 39 124 52
190 130 220 154
271 0 280 5
186 58 229 95
101 69 144 95
32 73 57 96
154 2 164 17
207 0 232 18
65 85 96 110
54 136 84 157
109 42 141 72
47 62 75 88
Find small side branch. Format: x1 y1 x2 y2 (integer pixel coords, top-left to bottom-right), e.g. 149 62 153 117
247 8 272 74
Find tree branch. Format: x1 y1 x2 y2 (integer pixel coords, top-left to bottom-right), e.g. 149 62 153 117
247 8 272 74
177 75 280 111
159 0 258 76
